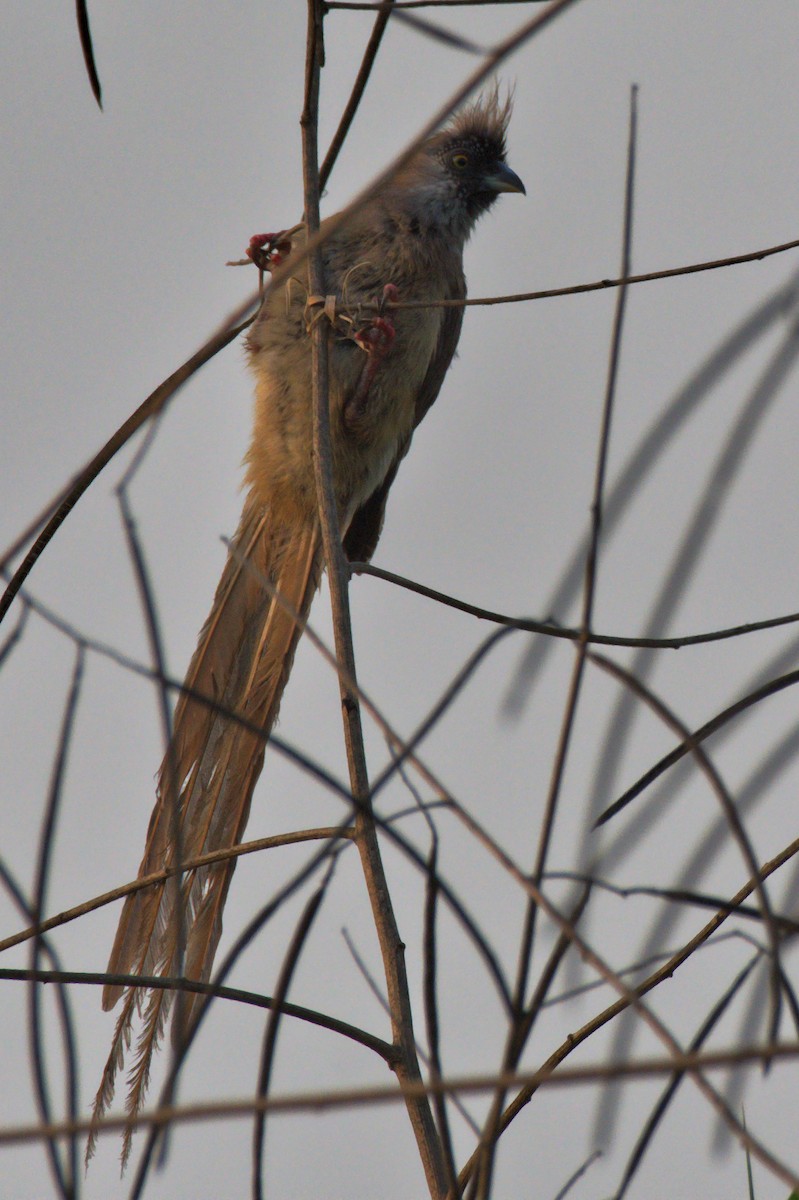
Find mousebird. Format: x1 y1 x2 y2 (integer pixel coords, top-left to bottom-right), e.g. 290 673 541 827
93 90 524 1144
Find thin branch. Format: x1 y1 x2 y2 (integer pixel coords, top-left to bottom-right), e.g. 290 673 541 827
319 0 395 191
0 595 29 667
389 236 799 309
303 0 447 1191
552 1150 602 1200
8 1042 799 1153
587 647 783 1042
352 560 799 648
0 829 351 956
614 955 761 1199
457 832 799 1187
252 864 334 1200
392 8 487 53
422 838 461 1198
2 967 395 1062
75 0 102 108
327 0 547 7
544 871 799 935
370 627 514 799
342 921 481 1137
496 103 638 1199
596 665 799 826
0 303 256 627
540 931 749 1008
28 646 85 1200
520 884 591 1043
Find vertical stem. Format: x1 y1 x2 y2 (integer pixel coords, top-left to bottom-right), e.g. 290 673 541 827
300 3 447 1195
470 87 640 1200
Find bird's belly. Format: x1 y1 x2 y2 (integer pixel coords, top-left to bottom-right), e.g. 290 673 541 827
332 372 415 511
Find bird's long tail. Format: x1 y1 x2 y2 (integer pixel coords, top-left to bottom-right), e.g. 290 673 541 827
89 496 322 1161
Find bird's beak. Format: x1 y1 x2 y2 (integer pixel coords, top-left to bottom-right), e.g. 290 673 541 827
484 162 526 195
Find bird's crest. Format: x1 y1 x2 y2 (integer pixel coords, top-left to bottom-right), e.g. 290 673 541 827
438 84 514 157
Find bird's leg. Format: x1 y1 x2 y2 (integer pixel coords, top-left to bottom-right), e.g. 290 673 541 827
344 283 398 427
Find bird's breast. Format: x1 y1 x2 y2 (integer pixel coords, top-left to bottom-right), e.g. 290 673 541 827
245 234 457 521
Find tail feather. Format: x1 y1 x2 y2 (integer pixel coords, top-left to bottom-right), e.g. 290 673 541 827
97 495 322 1137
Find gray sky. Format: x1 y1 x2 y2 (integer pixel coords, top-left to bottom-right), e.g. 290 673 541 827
3 3 799 1197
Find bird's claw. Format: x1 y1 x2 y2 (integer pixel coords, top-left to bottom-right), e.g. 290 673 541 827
246 231 293 272
345 288 400 429
352 284 398 355
353 315 396 355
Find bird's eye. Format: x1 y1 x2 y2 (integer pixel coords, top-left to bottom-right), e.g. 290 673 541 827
451 153 470 170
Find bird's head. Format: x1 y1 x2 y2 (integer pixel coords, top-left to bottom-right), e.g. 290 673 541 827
390 88 525 241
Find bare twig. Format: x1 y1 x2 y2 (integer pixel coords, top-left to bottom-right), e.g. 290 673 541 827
587 647 783 1043
458 833 799 1187
389 235 799 309
422 837 461 1198
469 85 639 1200
530 81 637 958
0 829 352 956
392 7 488 53
7 1041 799 1153
552 1150 602 1200
353 563 799 649
544 871 799 935
0 303 256 627
614 955 761 1199
597 664 799 826
75 0 102 108
252 864 335 1200
303 0 447 1191
28 647 85 1200
342 923 482 1139
320 1 395 190
327 0 560 7
4 966 395 1061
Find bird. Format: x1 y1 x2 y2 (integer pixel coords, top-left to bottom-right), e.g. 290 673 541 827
91 89 524 1149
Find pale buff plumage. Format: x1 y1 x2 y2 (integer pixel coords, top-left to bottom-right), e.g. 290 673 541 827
91 90 524 1162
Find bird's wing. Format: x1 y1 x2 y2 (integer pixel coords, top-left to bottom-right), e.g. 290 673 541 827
343 284 465 563
411 279 466 428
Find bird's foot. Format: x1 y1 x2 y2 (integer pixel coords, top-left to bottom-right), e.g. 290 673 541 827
353 315 396 355
352 284 398 355
345 286 398 427
245 231 294 272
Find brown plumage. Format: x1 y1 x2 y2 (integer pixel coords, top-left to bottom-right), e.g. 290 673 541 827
91 90 524 1159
